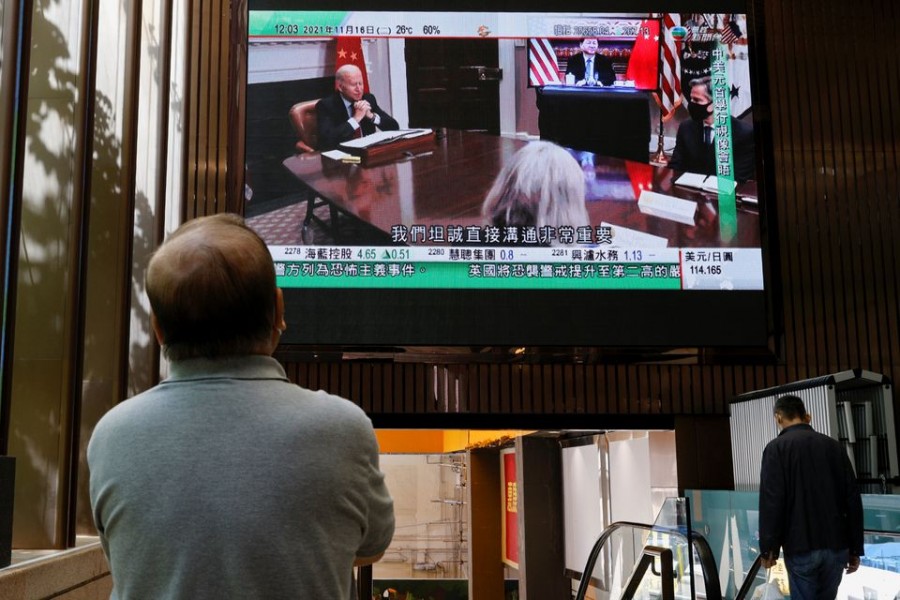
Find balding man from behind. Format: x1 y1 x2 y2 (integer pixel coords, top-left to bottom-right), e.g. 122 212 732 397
316 64 400 151
87 213 394 600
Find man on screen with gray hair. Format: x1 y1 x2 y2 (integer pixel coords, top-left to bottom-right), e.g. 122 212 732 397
317 64 399 151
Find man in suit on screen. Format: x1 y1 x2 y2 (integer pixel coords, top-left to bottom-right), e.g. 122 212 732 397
316 64 400 151
668 76 756 182
564 38 616 87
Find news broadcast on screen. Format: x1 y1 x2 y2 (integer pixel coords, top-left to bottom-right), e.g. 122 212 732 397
242 2 771 347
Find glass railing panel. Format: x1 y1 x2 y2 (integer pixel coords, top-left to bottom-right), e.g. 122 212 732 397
585 524 653 597
689 489 900 599
838 494 900 600
650 497 701 598
839 530 900 599
862 493 900 533
585 527 683 600
581 498 716 599
687 489 765 597
627 549 672 600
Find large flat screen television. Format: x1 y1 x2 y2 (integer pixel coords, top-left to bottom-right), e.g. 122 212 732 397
239 0 777 353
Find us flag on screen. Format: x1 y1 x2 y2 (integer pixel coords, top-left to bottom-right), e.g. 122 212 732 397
654 13 682 121
335 37 370 93
528 39 561 86
720 14 741 45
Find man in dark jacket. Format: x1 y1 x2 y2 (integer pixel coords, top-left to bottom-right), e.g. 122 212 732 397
316 64 399 151
668 76 755 182
758 394 864 599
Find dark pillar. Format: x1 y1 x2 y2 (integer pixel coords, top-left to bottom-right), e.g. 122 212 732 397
0 456 15 567
467 447 504 600
675 416 735 492
517 435 569 600
356 564 372 600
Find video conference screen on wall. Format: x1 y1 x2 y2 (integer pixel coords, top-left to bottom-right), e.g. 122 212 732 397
242 0 773 349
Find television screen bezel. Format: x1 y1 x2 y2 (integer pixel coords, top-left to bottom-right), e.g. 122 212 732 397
231 0 783 364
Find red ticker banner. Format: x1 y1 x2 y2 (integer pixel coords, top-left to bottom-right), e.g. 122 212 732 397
501 448 519 568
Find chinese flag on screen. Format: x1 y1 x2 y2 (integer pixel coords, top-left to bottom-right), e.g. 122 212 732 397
626 160 655 200
335 37 370 94
626 19 661 91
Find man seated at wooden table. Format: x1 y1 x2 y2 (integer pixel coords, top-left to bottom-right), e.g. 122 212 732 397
280 130 760 249
316 64 399 151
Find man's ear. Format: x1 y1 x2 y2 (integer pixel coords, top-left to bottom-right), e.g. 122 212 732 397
804 413 812 425
275 288 286 333
150 311 165 346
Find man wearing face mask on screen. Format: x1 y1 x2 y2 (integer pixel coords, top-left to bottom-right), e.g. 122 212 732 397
668 76 756 182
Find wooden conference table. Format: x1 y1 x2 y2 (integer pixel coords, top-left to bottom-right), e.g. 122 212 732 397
281 129 759 248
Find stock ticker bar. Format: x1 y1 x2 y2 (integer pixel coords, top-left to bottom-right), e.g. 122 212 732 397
271 246 765 290
276 261 683 290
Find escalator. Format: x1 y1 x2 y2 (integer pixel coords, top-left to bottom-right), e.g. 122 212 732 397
573 526 767 600
573 497 725 600
571 496 775 600
574 497 897 600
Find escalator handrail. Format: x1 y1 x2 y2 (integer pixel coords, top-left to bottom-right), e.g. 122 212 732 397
574 520 723 600
734 554 764 600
